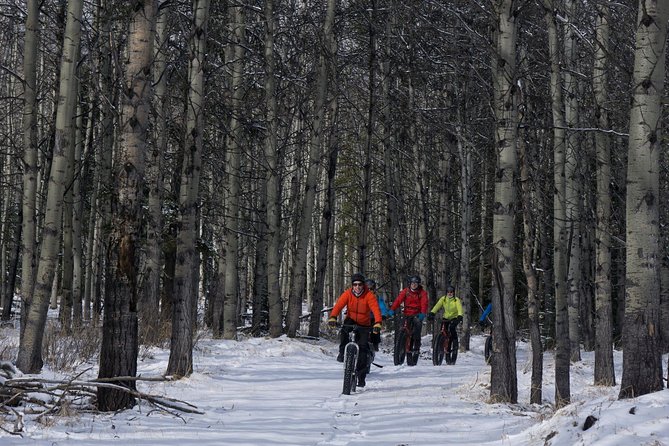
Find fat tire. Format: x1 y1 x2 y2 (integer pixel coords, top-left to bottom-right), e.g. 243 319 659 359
432 333 445 366
342 344 357 395
407 336 419 366
484 335 492 365
447 336 459 365
394 330 406 366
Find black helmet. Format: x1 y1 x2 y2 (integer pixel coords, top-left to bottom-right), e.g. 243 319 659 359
409 275 421 284
351 272 365 284
446 285 455 293
365 279 376 290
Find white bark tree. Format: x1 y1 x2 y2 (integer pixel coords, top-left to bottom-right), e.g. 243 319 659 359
619 0 667 400
167 0 211 378
16 0 83 374
490 0 518 404
543 0 570 407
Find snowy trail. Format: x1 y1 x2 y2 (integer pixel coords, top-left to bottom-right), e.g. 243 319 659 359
3 331 668 445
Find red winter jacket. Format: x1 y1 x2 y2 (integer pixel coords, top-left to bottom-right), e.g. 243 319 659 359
330 287 382 327
391 286 428 316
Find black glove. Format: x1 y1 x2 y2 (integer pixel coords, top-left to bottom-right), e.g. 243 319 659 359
382 315 387 321
456 315 463 325
479 320 487 330
427 313 435 322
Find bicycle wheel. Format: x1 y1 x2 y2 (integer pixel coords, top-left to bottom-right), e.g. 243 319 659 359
342 344 357 395
432 333 445 366
447 336 459 365
393 330 406 366
484 335 492 365
407 336 418 366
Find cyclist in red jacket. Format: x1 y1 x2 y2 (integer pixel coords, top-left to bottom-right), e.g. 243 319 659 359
389 275 429 353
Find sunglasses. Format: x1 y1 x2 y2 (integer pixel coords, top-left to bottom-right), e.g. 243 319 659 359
352 282 364 286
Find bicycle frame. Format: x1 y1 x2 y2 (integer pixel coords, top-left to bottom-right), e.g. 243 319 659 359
439 320 451 347
394 315 420 366
432 319 458 366
341 324 374 395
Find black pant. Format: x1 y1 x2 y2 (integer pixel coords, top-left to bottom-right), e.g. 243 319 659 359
339 319 372 377
401 316 422 350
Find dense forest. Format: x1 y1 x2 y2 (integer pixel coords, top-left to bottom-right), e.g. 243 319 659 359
0 0 667 410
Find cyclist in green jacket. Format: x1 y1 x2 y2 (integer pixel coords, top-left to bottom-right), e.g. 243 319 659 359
428 285 463 362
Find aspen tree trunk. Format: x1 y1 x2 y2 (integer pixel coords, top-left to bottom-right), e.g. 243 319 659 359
72 104 84 326
518 62 543 403
380 0 400 304
142 5 169 333
223 4 246 340
16 0 83 374
60 68 79 332
593 2 615 386
439 133 453 301
564 0 581 364
490 0 518 404
252 186 268 336
543 0 570 407
309 61 338 338
286 2 335 337
82 96 97 323
359 0 378 273
619 0 667 399
167 0 210 377
478 172 488 302
457 124 472 351
97 0 157 411
262 0 283 338
20 0 40 325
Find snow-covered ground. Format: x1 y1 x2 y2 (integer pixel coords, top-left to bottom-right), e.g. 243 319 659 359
1 327 668 445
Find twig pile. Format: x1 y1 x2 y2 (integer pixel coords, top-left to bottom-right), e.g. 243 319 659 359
0 361 203 436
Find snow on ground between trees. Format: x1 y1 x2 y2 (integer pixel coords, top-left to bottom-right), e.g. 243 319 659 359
1 326 668 445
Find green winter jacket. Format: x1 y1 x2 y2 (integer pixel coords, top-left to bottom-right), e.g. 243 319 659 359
430 295 463 320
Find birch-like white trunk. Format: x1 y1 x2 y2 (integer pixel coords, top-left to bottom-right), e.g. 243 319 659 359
20 0 40 327
97 0 157 411
619 0 667 399
142 5 169 330
563 0 581 364
16 0 83 374
543 0 570 407
167 0 210 378
457 123 472 351
490 0 518 404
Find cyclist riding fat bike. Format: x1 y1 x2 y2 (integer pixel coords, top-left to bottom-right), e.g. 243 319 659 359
389 275 429 353
428 285 463 351
328 273 382 388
